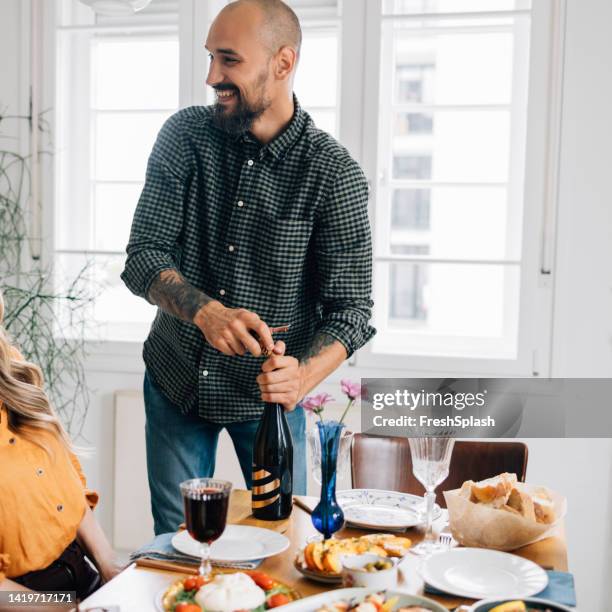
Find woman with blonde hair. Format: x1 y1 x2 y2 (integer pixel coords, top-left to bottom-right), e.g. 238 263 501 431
0 290 119 599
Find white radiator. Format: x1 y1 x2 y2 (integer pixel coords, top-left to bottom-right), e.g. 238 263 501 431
112 390 245 551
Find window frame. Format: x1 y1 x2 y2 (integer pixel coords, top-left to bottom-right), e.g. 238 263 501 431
354 0 563 377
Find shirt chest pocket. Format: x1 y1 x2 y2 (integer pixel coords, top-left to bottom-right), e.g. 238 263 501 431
252 216 314 281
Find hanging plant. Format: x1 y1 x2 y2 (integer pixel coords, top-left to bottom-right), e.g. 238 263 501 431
0 106 98 438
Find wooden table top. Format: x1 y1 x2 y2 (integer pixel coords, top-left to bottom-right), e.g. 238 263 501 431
81 489 568 611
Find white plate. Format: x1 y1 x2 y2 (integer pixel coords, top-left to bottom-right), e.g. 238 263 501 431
338 489 442 529
172 525 289 561
421 548 548 600
281 587 447 612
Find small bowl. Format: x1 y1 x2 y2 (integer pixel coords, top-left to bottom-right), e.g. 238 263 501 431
340 553 398 589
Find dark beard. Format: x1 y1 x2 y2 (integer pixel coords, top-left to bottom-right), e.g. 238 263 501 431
212 73 270 135
212 94 268 135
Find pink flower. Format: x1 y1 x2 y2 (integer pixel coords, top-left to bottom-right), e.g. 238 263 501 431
301 392 334 415
341 379 361 401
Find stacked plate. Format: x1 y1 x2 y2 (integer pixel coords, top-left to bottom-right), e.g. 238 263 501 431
171 525 289 562
337 489 442 530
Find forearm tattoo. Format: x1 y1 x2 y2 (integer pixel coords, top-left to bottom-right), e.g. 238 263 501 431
148 269 213 322
299 332 337 365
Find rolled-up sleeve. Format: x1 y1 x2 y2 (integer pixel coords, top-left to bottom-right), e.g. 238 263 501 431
120 113 188 302
313 160 376 357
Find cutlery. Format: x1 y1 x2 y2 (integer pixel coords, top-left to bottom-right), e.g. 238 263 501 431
135 557 198 574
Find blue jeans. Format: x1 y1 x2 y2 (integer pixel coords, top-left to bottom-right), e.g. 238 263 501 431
143 370 307 535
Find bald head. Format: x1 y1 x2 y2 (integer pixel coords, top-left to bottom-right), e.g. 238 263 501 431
224 0 302 60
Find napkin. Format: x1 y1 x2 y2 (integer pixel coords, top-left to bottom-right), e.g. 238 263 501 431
130 532 263 570
424 570 577 607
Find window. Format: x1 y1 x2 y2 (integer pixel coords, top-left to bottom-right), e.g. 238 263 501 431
49 0 558 374
54 0 179 340
366 0 539 365
53 0 339 341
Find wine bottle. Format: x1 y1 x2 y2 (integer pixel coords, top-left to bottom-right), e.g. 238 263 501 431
251 403 293 520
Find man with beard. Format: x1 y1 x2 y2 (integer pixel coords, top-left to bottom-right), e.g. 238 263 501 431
121 0 375 534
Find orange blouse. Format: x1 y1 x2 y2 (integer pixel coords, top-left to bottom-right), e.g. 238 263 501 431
0 349 98 581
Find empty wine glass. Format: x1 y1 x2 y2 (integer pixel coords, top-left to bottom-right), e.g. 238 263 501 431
409 437 455 557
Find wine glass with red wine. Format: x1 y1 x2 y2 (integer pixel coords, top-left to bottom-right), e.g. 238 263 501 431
180 478 232 578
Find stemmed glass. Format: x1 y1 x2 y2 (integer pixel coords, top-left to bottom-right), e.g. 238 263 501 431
408 437 455 557
180 478 232 578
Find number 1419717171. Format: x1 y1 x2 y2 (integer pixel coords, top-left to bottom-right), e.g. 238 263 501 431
5 591 74 603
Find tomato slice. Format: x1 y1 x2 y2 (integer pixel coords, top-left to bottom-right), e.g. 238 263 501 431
246 571 275 591
174 603 201 612
194 575 208 588
267 593 291 608
183 577 198 591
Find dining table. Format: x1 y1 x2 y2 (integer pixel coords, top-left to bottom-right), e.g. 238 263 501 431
80 489 568 611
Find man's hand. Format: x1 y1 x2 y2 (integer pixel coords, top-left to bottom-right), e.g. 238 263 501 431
195 301 274 357
257 341 304 411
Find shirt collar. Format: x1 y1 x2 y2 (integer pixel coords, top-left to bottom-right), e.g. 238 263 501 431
233 94 307 161
264 95 306 160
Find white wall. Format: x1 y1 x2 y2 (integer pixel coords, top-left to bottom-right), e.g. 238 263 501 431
546 0 612 609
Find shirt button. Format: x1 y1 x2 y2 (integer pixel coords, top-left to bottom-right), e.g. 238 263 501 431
57 504 64 512
219 289 226 296
36 468 44 476
237 201 244 207
202 370 209 377
247 159 254 167
228 245 235 252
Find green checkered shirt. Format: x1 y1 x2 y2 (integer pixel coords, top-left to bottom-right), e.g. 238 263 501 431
121 98 375 423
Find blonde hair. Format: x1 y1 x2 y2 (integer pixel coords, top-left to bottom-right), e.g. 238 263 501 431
0 290 73 453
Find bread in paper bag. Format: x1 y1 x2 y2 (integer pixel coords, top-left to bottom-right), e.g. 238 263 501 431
443 475 566 551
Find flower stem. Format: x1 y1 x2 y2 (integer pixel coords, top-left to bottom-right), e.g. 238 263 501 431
338 399 354 424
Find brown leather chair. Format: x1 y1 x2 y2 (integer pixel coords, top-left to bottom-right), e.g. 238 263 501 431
351 434 528 507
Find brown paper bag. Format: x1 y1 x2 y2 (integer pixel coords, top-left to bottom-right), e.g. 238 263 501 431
443 482 567 551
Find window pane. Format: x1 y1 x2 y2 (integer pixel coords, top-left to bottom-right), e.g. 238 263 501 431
56 253 156 341
393 155 432 180
308 109 337 136
392 28 520 105
94 183 143 252
383 0 531 15
93 38 179 110
392 189 431 229
386 187 520 259
294 31 338 107
395 112 434 134
95 111 171 181
373 261 520 358
392 110 510 183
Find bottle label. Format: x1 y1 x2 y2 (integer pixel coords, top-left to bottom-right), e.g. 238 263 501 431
252 465 281 509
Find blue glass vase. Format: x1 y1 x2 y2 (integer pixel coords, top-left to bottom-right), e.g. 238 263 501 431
311 420 345 539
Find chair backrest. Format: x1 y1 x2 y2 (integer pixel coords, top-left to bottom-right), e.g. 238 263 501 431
350 434 528 507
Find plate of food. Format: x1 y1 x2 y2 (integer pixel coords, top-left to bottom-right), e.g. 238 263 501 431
158 570 300 611
337 489 442 530
294 533 412 583
172 525 290 561
443 473 566 551
281 588 447 611
421 548 548 600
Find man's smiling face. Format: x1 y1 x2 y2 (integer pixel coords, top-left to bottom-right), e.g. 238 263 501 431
205 3 274 134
